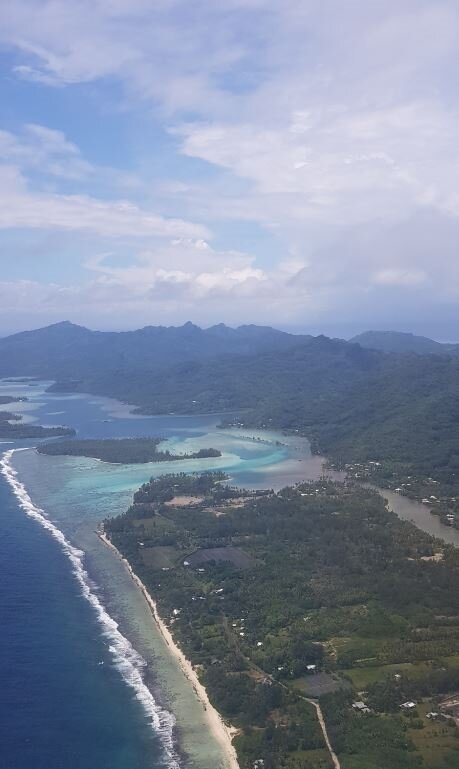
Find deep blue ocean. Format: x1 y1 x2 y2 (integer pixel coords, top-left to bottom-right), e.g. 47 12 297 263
0 476 163 769
0 382 324 769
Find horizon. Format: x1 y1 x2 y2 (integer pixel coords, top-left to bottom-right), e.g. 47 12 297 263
2 318 459 346
1 1 459 339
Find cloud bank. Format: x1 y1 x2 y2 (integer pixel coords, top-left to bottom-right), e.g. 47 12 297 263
0 0 458 337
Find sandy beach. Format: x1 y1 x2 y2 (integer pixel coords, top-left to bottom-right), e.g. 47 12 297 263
99 531 240 769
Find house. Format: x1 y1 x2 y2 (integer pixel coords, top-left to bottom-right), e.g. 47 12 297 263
306 664 317 672
400 701 417 710
352 701 371 714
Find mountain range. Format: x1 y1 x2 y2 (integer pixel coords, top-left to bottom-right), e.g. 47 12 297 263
1 321 459 477
0 320 307 380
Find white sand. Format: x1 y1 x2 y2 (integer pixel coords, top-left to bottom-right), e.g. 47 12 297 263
99 532 240 769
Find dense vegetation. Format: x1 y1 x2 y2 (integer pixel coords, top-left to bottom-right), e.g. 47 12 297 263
44 333 459 490
105 473 459 769
38 438 221 464
3 322 459 487
0 320 305 380
3 320 459 517
72 335 459 488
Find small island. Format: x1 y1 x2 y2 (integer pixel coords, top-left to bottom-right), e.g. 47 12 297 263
0 400 75 440
38 438 222 464
0 411 21 422
0 395 28 405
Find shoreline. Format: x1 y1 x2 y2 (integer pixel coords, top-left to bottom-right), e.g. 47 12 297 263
98 531 240 769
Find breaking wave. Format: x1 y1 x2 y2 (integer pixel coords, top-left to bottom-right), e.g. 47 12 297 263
0 448 181 769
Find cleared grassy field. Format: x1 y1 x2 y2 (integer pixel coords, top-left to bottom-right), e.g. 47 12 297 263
133 514 177 535
407 702 459 768
185 546 255 569
291 672 348 697
345 655 459 690
345 661 434 689
141 546 178 569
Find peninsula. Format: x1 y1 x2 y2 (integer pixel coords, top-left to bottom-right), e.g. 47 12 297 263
38 438 221 464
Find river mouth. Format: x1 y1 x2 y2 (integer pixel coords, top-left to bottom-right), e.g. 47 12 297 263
366 484 459 547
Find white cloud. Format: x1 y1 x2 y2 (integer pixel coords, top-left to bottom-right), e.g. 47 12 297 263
372 269 427 287
176 101 459 228
85 241 262 298
1 1 459 333
0 124 93 180
2 209 459 334
0 164 208 239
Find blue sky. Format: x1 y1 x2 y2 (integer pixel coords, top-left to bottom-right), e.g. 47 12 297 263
1 0 459 338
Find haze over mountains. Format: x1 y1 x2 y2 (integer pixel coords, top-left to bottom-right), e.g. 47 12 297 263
351 330 459 356
0 320 307 380
2 322 456 380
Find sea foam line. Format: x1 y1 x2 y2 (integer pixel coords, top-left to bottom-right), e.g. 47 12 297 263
0 448 181 769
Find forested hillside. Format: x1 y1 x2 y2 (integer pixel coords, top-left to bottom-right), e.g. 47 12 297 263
0 320 306 380
2 322 459 480
45 334 458 477
351 330 459 356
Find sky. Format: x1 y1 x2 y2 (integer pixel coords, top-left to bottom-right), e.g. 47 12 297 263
0 0 459 339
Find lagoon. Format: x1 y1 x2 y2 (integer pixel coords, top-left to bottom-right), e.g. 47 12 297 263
0 381 328 769
2 378 457 769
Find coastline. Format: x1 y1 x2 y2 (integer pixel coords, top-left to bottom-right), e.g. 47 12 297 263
98 531 240 769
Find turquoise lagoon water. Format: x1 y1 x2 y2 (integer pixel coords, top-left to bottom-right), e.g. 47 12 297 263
0 380 328 769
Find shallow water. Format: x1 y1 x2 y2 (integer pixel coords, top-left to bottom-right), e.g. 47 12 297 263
0 381 329 769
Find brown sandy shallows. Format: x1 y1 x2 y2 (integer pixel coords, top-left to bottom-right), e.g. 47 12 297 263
164 495 205 507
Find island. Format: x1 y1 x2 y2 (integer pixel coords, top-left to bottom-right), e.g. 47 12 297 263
0 403 75 440
0 395 27 405
38 438 221 464
0 411 22 422
103 472 459 769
